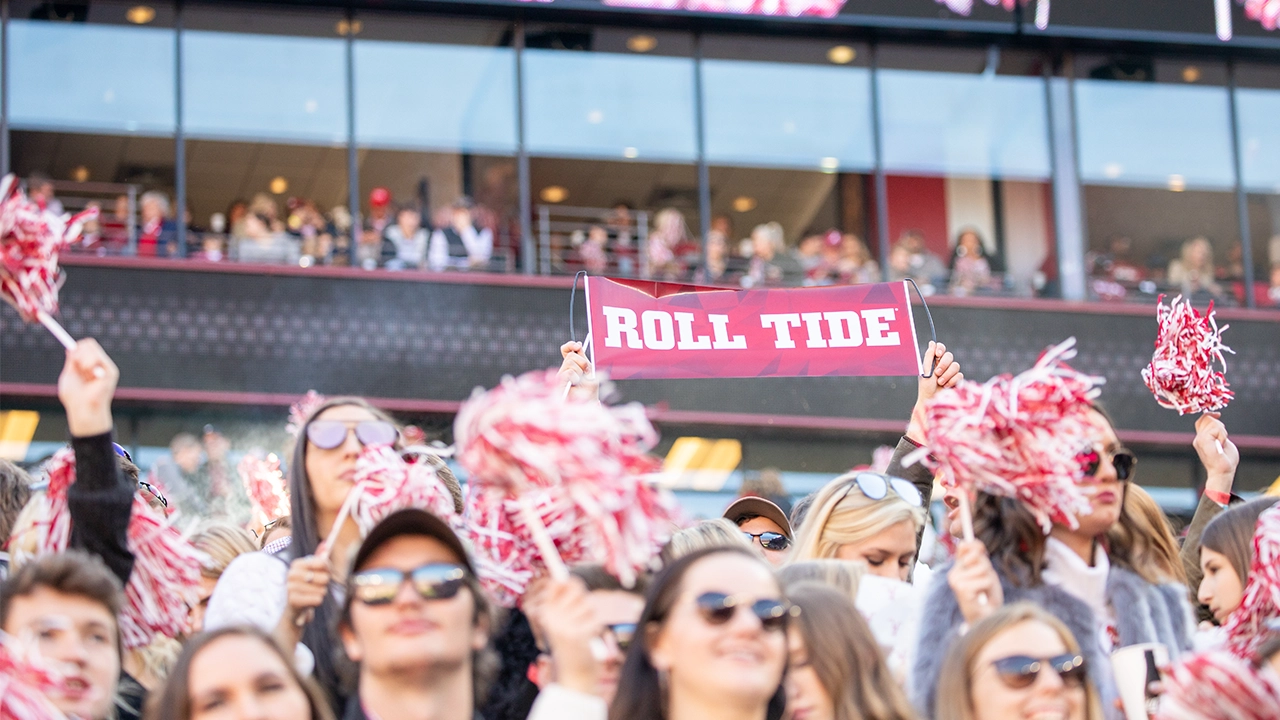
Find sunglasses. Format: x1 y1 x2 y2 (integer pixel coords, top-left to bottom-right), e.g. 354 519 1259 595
836 471 922 508
352 563 467 606
604 623 637 652
306 420 398 450
1080 448 1136 482
694 592 796 632
742 531 791 552
111 443 133 463
991 654 1088 690
137 480 168 508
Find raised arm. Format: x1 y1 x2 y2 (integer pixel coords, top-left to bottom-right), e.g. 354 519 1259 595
1180 412 1240 606
59 339 135 587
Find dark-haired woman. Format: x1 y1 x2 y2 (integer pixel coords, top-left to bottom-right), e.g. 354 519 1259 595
145 626 334 720
529 546 791 720
912 408 1194 719
205 397 402 710
1197 497 1280 634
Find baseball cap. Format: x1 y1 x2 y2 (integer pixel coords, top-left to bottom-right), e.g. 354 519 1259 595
349 508 475 577
369 187 392 208
723 496 793 539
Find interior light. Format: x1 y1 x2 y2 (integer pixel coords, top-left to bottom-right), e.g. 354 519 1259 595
820 157 839 172
336 19 363 36
732 196 757 212
827 45 856 64
623 147 639 159
1168 174 1186 192
270 177 289 194
125 5 155 24
540 186 568 203
1182 66 1201 83
627 35 658 53
70 166 90 183
1103 163 1124 179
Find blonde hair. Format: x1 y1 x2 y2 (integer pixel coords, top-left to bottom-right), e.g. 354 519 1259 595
788 473 926 562
778 559 866 604
1107 484 1187 585
190 523 257 581
936 602 1105 720
659 518 752 565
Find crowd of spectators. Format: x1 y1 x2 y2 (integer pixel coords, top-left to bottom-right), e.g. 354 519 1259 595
1088 233 1280 307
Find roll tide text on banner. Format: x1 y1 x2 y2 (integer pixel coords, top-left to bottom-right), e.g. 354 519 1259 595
584 277 924 380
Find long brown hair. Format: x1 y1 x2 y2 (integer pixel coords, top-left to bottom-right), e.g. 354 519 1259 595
935 602 1105 720
1202 497 1280 587
787 582 917 720
145 626 334 720
1107 484 1187 585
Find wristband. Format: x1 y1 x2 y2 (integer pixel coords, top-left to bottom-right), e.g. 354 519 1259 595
1204 488 1231 507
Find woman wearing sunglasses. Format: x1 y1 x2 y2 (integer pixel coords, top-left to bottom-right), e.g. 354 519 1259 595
914 407 1194 719
787 470 927 583
935 602 1104 720
603 546 793 720
205 396 402 710
784 582 917 720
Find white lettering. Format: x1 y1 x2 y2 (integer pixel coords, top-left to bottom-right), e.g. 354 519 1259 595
603 307 641 349
709 314 747 350
673 312 712 350
800 312 828 348
760 313 802 349
641 310 676 350
862 309 900 346
823 311 864 348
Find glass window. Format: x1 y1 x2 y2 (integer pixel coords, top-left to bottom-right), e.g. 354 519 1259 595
522 28 697 162
875 46 1055 298
352 14 519 273
354 17 516 153
1236 63 1280 309
1075 56 1241 305
8 2 175 134
182 6 347 144
701 37 873 171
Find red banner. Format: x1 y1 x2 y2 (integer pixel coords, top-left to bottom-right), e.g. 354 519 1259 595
585 277 923 380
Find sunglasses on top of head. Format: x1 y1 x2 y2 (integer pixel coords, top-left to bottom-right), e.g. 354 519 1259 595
306 419 398 450
694 592 798 632
836 471 923 508
1079 448 1136 482
351 563 467 605
990 653 1087 690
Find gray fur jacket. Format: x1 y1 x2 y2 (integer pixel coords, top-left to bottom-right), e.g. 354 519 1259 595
909 562 1194 720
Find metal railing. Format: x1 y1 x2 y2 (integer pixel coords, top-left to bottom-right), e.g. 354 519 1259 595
536 204 650 278
47 179 140 254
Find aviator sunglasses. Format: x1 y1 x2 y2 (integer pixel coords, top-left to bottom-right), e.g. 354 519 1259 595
306 419 398 450
991 654 1087 690
741 531 791 552
352 563 467 605
1079 448 1136 482
694 592 797 632
835 471 923 508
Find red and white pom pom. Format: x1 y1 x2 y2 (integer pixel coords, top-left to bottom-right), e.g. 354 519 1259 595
346 445 457 536
1142 295 1234 416
917 338 1103 534
237 453 290 525
1245 0 1280 30
0 174 97 323
1222 503 1280 659
455 369 678 606
9 447 202 649
285 390 327 438
1156 650 1280 720
0 632 74 720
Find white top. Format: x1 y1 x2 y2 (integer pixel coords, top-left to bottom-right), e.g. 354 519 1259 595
1042 536 1117 653
526 684 607 720
428 226 493 271
205 551 316 675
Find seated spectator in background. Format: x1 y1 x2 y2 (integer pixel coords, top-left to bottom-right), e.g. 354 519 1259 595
1218 241 1246 282
249 192 284 233
363 186 394 247
694 228 741 285
429 197 494 272
95 194 131 254
645 207 692 281
606 203 637 277
384 205 429 270
196 234 224 262
838 233 880 285
234 212 300 265
149 429 249 529
888 230 946 288
28 172 64 215
948 228 994 296
0 551 124 720
1168 236 1225 299
794 232 826 278
742 221 802 287
137 191 177 258
580 225 610 274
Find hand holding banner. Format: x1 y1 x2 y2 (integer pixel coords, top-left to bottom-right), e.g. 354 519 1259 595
585 277 923 380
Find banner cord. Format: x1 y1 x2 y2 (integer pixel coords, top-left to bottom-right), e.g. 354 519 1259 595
905 278 938 378
569 271 588 344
